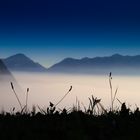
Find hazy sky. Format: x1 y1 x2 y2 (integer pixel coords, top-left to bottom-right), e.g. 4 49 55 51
1 0 140 67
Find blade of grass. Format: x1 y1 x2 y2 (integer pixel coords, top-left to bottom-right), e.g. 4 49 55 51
55 86 72 107
117 98 123 105
26 88 29 113
10 82 22 110
109 72 114 111
112 87 118 106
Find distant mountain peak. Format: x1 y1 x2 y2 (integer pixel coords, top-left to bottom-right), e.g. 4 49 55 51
6 53 32 61
63 57 76 61
111 54 122 57
81 57 90 60
3 54 47 72
13 53 26 57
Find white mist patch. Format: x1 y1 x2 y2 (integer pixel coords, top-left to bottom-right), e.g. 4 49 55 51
1 72 140 111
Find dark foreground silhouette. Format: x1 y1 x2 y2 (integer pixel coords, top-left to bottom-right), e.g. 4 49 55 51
0 103 140 140
1 73 139 140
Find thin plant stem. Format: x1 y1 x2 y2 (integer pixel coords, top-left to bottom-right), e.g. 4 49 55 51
11 82 22 110
26 88 29 113
55 86 72 107
109 72 113 111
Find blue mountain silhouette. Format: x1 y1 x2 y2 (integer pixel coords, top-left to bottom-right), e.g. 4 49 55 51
3 54 47 72
47 54 140 74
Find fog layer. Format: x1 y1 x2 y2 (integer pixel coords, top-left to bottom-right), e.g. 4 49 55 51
0 72 140 111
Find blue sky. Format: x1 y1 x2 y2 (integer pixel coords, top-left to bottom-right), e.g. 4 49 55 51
0 0 140 67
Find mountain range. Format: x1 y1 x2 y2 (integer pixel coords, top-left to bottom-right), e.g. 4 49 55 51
47 54 140 74
2 53 140 74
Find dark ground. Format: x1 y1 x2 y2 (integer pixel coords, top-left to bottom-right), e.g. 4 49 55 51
0 103 140 140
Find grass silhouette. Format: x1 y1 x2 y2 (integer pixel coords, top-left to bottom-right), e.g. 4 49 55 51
10 82 23 110
0 73 140 140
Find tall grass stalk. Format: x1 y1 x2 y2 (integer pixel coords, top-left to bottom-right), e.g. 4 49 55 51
98 102 106 113
112 87 118 106
55 86 72 107
26 88 29 113
88 95 101 115
10 82 22 110
75 96 81 111
109 73 118 111
109 72 113 111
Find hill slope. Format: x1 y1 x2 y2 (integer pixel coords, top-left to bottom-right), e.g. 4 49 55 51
0 59 12 75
